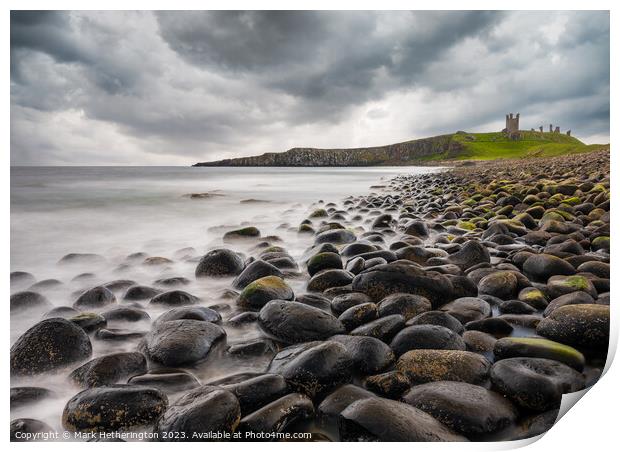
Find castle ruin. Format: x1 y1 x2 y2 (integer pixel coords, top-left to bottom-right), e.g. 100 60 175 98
502 113 572 138
503 113 520 139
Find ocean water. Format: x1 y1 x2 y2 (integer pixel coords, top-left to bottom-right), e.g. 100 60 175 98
10 165 444 435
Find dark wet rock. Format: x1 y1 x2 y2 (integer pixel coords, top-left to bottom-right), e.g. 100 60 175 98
314 229 356 245
10 291 52 316
195 248 244 277
143 319 226 366
95 328 146 341
364 371 410 398
156 386 239 441
227 338 278 357
103 307 150 323
352 263 454 306
155 276 191 287
396 349 490 384
338 302 378 330
329 334 395 374
228 311 259 325
58 253 106 266
295 293 332 311
259 300 345 343
233 259 283 289
407 310 464 334
70 312 107 333
390 325 466 356
73 286 116 310
149 290 200 307
463 330 497 352
306 252 343 277
267 341 353 398
331 292 373 315
307 269 354 292
43 306 79 319
318 384 376 417
346 256 365 274
238 276 294 310
62 385 168 433
537 304 609 349
439 297 491 323
223 374 290 416
403 219 429 237
339 397 466 441
395 245 446 265
377 293 432 320
10 387 54 409
238 393 314 436
123 285 161 301
402 381 518 435
156 306 221 324
498 299 537 315
498 314 542 329
341 242 377 258
543 291 595 317
128 369 200 393
465 317 513 335
522 254 575 282
577 261 610 279
478 271 519 300
428 240 490 271
494 337 585 371
69 352 147 388
350 314 405 343
10 418 55 441
11 318 92 376
490 358 585 411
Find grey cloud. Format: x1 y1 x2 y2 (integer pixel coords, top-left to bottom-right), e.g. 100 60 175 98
10 10 610 165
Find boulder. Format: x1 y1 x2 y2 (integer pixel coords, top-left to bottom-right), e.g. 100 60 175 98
490 358 585 411
402 381 518 435
11 318 92 376
156 386 240 441
396 349 490 384
259 300 345 343
62 385 167 433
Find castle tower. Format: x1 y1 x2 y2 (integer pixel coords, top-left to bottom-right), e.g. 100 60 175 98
505 113 520 134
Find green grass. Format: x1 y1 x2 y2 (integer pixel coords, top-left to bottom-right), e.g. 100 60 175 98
421 131 608 161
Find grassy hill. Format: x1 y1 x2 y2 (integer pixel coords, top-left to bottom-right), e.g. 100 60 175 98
425 131 607 161
195 130 608 166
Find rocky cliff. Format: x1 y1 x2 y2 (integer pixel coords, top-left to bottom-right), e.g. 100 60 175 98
194 134 459 167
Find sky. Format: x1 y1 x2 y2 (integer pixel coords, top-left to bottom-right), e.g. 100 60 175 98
10 10 610 166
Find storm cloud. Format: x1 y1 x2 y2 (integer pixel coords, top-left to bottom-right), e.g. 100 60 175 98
10 10 610 165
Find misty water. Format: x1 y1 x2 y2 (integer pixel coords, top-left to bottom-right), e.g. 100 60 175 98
10 165 444 436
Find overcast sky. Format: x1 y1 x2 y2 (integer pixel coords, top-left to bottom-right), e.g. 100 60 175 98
10 10 610 165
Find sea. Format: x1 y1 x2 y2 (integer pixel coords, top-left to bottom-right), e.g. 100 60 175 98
10 165 444 436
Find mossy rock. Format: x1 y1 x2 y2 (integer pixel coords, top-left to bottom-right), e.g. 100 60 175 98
223 227 260 241
494 337 585 371
309 209 328 218
306 252 342 277
238 276 294 310
457 221 477 231
298 224 315 234
591 236 610 251
518 287 548 309
537 304 609 350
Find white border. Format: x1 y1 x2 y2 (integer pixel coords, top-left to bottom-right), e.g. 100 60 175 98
3 1 617 450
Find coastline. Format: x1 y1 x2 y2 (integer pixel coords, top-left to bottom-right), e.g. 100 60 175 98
10 150 610 441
